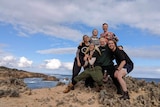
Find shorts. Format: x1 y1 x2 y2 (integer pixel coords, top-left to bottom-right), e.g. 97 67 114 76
123 63 133 73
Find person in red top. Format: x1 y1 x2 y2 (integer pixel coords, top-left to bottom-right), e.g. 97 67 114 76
100 23 118 43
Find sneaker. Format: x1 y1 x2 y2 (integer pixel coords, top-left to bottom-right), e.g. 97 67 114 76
63 83 74 93
120 91 130 100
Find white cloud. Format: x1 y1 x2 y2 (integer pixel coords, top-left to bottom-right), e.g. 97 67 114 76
0 56 17 67
0 0 160 42
44 59 62 70
125 46 160 59
63 62 73 70
0 55 33 68
37 47 76 54
18 57 33 67
129 66 160 78
37 46 160 60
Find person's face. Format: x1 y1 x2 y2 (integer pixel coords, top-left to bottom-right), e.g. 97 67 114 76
100 39 106 47
102 24 108 32
108 40 115 51
89 44 95 51
92 30 98 36
84 36 89 42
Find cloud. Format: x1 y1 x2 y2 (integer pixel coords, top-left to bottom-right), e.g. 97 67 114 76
0 0 160 42
0 55 33 68
0 56 17 67
37 47 76 54
63 62 73 71
37 46 160 60
43 59 62 70
129 66 160 78
125 46 160 59
18 57 33 67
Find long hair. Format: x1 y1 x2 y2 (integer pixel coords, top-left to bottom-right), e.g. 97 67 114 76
85 43 101 55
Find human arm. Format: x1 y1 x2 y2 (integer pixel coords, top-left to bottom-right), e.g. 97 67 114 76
89 57 96 65
76 49 81 67
114 48 126 71
116 60 126 71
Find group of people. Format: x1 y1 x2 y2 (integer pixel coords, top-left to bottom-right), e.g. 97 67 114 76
63 23 134 100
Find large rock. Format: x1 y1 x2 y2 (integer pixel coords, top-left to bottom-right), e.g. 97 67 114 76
0 66 59 97
0 78 28 97
57 77 160 107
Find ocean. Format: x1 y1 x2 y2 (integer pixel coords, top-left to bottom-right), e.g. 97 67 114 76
23 74 71 89
23 74 160 89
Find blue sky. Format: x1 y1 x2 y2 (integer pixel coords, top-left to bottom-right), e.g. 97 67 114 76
0 0 160 78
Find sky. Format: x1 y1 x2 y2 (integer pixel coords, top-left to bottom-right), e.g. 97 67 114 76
0 0 160 78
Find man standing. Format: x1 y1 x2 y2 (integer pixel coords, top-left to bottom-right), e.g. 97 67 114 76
100 23 118 43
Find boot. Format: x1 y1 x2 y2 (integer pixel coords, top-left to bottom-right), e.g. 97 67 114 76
120 91 130 100
63 83 74 93
117 87 123 95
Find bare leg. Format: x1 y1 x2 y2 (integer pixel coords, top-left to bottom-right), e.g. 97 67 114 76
114 68 127 91
114 68 130 100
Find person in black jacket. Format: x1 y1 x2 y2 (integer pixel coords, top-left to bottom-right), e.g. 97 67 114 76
108 39 134 100
63 35 90 93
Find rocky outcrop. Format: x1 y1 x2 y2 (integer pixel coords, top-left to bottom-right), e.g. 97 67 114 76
0 66 59 98
97 76 160 107
55 76 160 107
0 66 58 81
0 78 28 97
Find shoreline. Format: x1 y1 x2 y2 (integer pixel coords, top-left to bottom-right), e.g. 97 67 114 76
23 76 160 89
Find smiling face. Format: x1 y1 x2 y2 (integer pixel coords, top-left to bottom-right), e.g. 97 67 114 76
102 23 108 32
83 35 90 42
99 38 106 47
89 43 95 51
108 40 116 51
92 29 98 36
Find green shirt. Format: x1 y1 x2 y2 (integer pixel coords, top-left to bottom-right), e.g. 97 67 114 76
97 45 114 66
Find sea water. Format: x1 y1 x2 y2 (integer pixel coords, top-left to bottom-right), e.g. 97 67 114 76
23 74 71 89
24 74 160 89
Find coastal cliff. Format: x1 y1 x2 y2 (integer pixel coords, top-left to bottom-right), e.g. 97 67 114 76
0 66 58 98
0 66 58 80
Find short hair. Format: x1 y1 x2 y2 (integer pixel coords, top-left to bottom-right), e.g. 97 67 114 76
92 29 98 34
118 45 123 49
99 37 106 41
83 35 88 40
102 23 108 26
108 39 117 46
